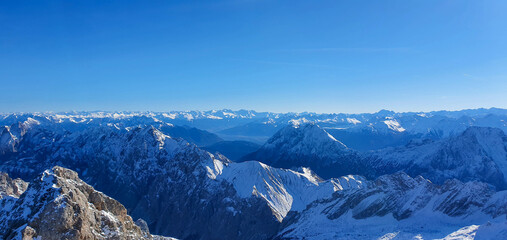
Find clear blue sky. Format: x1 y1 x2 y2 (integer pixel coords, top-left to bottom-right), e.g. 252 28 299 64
1 0 506 113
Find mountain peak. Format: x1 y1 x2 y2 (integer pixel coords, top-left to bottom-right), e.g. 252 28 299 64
242 123 360 179
267 123 347 149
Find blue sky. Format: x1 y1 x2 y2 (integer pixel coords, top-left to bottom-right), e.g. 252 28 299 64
1 0 506 113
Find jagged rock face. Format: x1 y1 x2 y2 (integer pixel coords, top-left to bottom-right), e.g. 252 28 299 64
242 123 364 179
0 172 29 217
320 173 502 220
278 172 507 240
0 166 167 240
365 126 507 189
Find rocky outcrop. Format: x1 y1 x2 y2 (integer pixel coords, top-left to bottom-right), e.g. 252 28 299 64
0 172 29 218
0 166 173 240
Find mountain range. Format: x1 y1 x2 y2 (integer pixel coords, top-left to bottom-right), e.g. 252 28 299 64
1 108 507 239
3 107 507 148
245 123 507 190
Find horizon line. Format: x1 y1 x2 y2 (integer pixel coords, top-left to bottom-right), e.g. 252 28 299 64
1 107 506 116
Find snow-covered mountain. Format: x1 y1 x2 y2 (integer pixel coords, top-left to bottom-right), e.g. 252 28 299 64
0 121 348 238
0 166 174 240
1 114 507 239
242 123 364 179
2 107 506 149
0 113 223 147
0 172 28 218
245 123 507 190
365 126 507 189
278 172 507 239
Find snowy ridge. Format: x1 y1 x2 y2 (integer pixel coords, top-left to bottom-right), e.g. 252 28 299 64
215 161 365 220
278 172 507 240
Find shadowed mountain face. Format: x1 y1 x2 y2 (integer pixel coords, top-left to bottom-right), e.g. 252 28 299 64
325 128 423 151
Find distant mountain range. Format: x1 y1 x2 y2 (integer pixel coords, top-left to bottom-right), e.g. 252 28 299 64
3 107 506 149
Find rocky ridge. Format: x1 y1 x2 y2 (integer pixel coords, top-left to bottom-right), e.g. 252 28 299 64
0 166 174 240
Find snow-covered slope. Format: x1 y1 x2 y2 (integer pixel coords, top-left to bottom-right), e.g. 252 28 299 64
278 172 507 240
217 162 366 221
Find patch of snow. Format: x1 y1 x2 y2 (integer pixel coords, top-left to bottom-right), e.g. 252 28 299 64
347 118 362 125
383 119 406 132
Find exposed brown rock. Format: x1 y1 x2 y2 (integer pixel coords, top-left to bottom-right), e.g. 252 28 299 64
0 166 175 240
